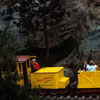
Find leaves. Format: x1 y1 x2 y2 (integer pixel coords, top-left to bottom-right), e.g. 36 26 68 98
15 0 65 33
0 28 17 72
0 28 39 100
14 0 65 57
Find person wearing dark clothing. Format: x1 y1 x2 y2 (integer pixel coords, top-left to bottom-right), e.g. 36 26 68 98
83 61 88 71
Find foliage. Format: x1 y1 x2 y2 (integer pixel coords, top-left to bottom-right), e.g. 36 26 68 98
0 28 39 100
0 28 16 73
0 79 40 100
14 0 65 57
15 0 65 34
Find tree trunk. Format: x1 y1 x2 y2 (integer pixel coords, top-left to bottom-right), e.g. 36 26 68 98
44 27 49 57
43 0 50 57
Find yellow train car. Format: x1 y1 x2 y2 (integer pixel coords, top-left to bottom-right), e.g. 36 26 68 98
30 67 69 89
15 55 71 95
78 69 100 89
16 55 36 86
16 55 70 95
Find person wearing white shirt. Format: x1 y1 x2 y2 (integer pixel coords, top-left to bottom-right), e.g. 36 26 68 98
87 60 97 71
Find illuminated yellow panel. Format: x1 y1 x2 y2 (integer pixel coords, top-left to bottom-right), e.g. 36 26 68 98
30 67 70 89
78 69 100 88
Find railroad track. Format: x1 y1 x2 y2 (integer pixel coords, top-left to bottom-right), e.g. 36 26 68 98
39 95 100 100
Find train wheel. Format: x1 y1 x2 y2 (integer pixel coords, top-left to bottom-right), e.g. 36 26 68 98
50 90 57 95
40 90 46 95
58 89 68 94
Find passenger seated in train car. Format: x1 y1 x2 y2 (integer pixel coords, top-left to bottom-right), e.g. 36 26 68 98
30 59 40 73
83 61 88 71
83 60 97 71
87 60 97 71
96 61 100 70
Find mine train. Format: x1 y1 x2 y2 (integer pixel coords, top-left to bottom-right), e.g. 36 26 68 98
16 56 100 95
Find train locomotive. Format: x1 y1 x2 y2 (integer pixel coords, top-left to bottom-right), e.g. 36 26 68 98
16 56 100 96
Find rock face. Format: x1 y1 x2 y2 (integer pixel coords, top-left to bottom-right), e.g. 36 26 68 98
80 26 100 52
0 0 100 61
54 0 100 66
64 68 75 82
79 26 100 63
0 1 100 41
0 3 25 50
54 49 77 66
55 26 100 66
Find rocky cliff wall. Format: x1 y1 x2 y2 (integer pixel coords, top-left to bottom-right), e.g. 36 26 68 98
1 0 100 63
